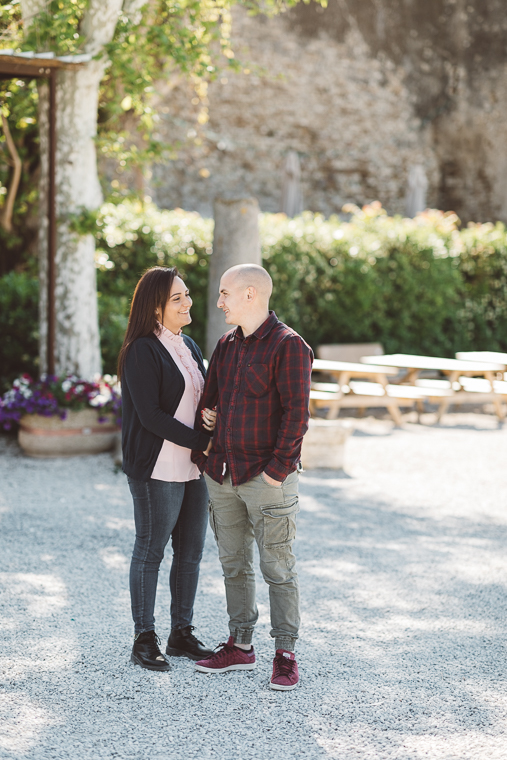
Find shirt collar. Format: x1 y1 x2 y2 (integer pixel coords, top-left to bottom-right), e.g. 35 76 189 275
231 311 279 342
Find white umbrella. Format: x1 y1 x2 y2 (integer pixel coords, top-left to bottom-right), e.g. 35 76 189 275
281 150 303 217
405 164 428 217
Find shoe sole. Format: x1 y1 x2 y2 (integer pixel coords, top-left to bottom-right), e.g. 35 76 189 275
195 662 256 673
166 646 213 662
269 681 298 691
130 653 171 672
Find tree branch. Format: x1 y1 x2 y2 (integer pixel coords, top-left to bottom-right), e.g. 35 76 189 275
0 114 22 233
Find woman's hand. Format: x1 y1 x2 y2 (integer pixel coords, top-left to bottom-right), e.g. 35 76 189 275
203 437 213 456
201 407 217 432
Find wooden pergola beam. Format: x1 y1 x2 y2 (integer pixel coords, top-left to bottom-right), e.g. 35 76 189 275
0 52 86 376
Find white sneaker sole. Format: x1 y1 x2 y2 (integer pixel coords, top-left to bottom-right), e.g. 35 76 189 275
269 681 298 691
195 662 256 673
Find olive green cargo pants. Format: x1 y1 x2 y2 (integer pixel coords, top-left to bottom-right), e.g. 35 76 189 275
204 470 300 651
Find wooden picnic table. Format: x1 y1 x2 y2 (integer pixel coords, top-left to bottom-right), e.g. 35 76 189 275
361 353 507 420
311 358 434 426
456 351 507 367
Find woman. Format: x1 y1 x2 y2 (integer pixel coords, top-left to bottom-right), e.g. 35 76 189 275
118 266 216 671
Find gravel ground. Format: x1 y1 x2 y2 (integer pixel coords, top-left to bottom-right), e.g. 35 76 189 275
1 412 507 760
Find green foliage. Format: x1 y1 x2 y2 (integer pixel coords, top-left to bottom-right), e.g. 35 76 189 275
0 77 39 276
0 270 39 391
458 221 507 349
0 0 326 270
92 200 507 372
5 200 507 382
261 206 466 356
95 201 213 370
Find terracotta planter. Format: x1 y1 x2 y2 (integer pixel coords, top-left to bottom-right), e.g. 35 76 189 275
301 418 353 470
18 409 120 458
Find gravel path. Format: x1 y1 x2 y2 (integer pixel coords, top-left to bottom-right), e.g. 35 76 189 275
1 413 507 760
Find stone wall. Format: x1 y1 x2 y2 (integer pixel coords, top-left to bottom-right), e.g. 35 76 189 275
145 0 507 224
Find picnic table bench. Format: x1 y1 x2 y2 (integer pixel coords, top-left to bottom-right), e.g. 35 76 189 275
361 353 507 421
310 358 451 426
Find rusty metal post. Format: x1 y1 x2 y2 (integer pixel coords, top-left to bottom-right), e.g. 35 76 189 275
47 69 56 376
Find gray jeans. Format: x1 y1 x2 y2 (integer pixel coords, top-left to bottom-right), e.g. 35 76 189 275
204 470 300 651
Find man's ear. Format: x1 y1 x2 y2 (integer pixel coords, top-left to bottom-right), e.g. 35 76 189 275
246 286 255 301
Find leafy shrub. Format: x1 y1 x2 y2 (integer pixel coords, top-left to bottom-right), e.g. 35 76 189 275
458 222 507 350
95 201 472 367
261 205 466 356
0 271 39 392
95 202 213 371
5 200 507 382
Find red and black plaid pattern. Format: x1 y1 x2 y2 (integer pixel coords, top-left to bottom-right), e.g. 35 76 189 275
192 311 313 486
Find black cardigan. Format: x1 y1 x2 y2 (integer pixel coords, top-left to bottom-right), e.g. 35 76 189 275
121 332 211 481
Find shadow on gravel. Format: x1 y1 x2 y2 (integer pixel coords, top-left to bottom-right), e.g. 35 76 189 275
296 472 507 753
1 451 506 759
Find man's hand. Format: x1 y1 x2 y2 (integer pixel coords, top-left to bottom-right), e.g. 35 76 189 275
262 472 283 487
204 438 213 457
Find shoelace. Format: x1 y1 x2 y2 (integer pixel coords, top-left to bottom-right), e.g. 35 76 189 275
273 654 296 678
182 626 203 646
138 631 164 658
208 641 236 661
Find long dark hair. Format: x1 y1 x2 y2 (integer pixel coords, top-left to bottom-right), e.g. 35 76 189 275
117 266 179 379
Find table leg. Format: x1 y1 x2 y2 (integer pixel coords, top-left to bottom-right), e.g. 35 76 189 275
436 370 459 422
387 400 404 427
325 371 346 420
485 371 505 421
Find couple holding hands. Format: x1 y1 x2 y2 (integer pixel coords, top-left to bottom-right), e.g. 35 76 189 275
119 263 313 691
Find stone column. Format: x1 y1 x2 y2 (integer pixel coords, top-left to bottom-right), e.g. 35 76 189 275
206 197 261 358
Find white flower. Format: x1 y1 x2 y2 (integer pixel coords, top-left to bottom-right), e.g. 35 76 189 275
61 380 72 392
75 384 85 394
89 394 107 407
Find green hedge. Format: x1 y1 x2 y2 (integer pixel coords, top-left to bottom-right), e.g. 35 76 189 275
3 200 507 387
0 271 39 391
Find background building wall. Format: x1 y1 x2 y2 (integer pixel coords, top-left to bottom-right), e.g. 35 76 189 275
147 0 507 223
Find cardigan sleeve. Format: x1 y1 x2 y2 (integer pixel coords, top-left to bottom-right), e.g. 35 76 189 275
124 339 210 451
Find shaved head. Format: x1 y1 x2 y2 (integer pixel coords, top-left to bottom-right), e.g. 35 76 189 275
222 264 273 301
217 264 273 336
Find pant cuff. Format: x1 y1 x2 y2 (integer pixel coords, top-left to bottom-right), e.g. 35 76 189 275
274 637 296 652
230 628 254 645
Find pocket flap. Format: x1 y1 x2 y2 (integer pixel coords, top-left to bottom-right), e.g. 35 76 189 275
261 497 299 518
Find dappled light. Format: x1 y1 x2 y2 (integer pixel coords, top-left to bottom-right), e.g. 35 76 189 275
1 414 507 758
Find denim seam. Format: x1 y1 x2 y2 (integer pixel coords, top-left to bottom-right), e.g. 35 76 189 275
141 482 153 632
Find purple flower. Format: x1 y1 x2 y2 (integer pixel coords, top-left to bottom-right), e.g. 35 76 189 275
0 374 122 431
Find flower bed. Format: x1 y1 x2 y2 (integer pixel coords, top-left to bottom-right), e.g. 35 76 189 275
0 374 122 458
0 374 121 430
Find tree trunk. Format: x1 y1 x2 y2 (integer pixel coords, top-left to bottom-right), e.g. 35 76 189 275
22 0 127 378
37 62 105 377
206 197 261 358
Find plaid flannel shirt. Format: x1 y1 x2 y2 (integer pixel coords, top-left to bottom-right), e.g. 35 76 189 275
192 311 313 486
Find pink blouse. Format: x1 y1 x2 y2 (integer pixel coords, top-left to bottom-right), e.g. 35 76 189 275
151 324 204 482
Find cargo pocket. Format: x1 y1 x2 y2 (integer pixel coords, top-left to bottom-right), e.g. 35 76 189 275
261 497 299 548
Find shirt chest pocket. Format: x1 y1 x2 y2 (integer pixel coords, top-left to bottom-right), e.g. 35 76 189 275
243 363 269 397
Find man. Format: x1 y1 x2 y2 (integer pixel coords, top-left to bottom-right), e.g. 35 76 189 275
191 264 313 690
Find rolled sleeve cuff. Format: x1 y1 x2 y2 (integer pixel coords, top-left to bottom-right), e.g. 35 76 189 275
191 450 207 473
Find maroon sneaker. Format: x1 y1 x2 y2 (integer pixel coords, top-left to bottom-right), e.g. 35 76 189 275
195 637 256 673
270 649 299 690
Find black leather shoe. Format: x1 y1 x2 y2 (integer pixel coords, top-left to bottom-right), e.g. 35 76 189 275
131 630 171 671
166 625 214 661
